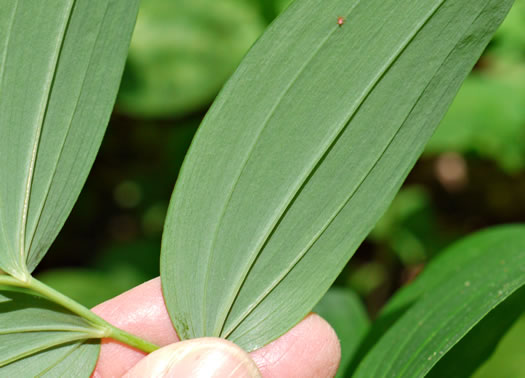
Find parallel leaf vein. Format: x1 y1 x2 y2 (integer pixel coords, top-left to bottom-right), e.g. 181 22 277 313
217 0 447 337
18 0 76 272
0 0 19 273
26 0 111 268
201 0 364 336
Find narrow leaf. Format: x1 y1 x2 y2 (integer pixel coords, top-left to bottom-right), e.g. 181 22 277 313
161 0 514 351
353 225 525 378
346 225 525 375
0 0 139 277
426 286 525 378
0 289 101 377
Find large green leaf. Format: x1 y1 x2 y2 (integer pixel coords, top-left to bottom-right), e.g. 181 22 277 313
160 0 514 351
0 289 101 377
353 225 525 377
0 0 139 278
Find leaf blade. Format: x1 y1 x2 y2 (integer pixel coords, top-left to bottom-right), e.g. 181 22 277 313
161 0 514 351
0 0 139 275
346 225 525 375
0 289 101 377
353 225 525 377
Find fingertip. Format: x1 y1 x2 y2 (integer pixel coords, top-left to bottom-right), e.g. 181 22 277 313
91 277 178 377
251 313 341 377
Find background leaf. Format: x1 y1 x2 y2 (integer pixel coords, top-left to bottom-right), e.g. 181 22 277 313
0 289 100 377
160 0 515 351
0 0 139 277
473 314 525 378
353 225 525 377
313 288 369 378
346 224 525 375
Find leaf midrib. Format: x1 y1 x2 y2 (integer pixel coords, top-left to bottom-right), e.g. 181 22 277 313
35 341 83 377
0 325 96 335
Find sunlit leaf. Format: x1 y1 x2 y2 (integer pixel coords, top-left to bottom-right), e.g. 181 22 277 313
160 0 514 351
0 289 101 377
353 225 525 377
0 0 139 277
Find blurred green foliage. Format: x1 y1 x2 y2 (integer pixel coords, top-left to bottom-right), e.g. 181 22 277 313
117 0 265 118
426 0 525 173
36 0 525 373
314 288 369 378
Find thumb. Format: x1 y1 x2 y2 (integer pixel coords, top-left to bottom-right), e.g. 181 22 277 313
124 337 261 378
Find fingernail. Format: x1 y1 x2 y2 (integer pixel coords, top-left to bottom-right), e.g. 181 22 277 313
167 338 261 378
125 338 261 378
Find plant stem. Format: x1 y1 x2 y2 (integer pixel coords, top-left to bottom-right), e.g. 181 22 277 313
0 275 27 287
1 275 159 353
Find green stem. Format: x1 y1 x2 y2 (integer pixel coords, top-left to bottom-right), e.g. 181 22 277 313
0 275 27 287
1 275 159 354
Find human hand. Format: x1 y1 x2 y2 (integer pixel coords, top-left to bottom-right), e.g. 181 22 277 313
91 278 340 377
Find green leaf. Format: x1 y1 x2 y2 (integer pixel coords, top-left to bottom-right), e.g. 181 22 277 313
313 288 369 378
117 0 265 118
353 225 525 377
0 289 101 377
0 341 100 378
347 225 525 375
0 0 139 277
473 314 525 378
160 0 514 351
426 286 525 378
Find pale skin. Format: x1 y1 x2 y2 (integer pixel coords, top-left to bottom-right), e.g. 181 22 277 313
91 278 341 377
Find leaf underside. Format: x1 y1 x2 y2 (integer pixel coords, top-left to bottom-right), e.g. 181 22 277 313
353 225 525 378
161 0 514 351
0 0 138 375
0 0 139 277
0 290 100 378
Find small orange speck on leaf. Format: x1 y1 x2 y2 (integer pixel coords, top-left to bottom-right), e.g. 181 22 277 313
337 16 345 27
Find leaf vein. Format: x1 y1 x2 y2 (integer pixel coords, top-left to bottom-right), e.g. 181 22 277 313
217 0 447 337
